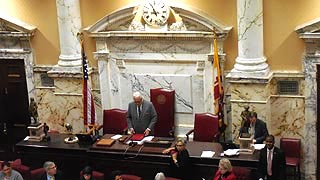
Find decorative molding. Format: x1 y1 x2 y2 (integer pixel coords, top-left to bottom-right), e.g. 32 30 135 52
0 14 37 38
196 61 205 71
84 2 232 37
295 17 320 33
115 60 126 69
296 18 320 40
93 51 110 61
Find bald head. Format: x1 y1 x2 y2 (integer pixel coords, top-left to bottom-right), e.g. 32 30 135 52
133 92 143 106
133 92 142 98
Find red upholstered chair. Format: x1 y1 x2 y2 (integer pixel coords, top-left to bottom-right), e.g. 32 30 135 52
232 167 251 180
103 109 128 134
121 174 142 180
165 177 181 180
150 88 175 137
186 113 220 142
80 170 105 180
280 137 301 180
30 168 46 180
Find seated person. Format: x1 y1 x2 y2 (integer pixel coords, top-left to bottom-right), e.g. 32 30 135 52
162 139 191 180
213 158 236 180
154 172 166 180
240 111 268 143
0 161 24 180
108 170 122 180
80 166 96 180
36 161 64 180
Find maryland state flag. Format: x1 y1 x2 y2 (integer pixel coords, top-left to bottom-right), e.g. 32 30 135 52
213 33 226 133
81 38 96 126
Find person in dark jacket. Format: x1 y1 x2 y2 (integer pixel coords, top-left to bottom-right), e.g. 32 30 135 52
257 135 286 180
162 139 191 180
126 91 157 136
36 161 64 180
246 111 269 144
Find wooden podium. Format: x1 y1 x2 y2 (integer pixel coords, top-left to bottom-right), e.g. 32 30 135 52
28 123 45 142
150 88 175 137
239 136 254 154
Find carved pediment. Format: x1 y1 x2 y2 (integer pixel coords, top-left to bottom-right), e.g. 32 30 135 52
295 17 320 39
84 2 232 38
0 14 37 37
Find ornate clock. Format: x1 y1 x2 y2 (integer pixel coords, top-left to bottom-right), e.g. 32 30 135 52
142 0 169 27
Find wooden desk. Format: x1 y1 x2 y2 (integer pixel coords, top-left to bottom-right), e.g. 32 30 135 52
16 133 259 179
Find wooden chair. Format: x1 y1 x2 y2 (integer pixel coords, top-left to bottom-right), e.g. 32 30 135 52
186 113 220 142
150 88 175 137
80 170 104 180
232 167 251 180
103 108 128 134
30 168 46 180
280 137 301 180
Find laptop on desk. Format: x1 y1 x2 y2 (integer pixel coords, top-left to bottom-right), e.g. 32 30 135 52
76 134 94 145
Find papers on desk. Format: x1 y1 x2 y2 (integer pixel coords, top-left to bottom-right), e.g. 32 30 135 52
253 143 265 150
201 151 215 158
111 134 122 140
126 136 154 145
224 149 240 156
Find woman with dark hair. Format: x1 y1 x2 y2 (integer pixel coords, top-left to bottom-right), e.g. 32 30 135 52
108 170 122 180
80 166 96 180
162 139 191 180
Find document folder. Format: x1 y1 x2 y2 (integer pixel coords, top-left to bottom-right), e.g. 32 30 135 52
130 134 145 141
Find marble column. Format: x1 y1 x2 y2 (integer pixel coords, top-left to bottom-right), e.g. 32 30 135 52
56 0 82 67
229 0 269 78
226 0 272 142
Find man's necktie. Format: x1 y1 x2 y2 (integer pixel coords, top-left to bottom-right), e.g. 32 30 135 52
267 150 272 176
138 105 141 118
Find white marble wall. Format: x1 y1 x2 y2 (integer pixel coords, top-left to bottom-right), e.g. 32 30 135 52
227 74 306 178
33 66 103 134
303 55 318 180
95 38 217 135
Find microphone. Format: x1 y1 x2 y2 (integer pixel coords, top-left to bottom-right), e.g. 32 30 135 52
129 141 138 147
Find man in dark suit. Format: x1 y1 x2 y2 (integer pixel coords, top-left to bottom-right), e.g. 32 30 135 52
257 135 286 180
248 111 269 144
36 161 64 180
127 91 157 136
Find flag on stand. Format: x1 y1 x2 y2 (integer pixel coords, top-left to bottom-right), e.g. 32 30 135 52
213 32 226 133
81 40 96 126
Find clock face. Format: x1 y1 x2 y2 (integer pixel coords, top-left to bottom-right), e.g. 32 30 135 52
142 0 169 27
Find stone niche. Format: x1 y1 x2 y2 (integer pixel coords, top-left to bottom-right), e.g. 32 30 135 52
0 14 37 103
85 2 232 136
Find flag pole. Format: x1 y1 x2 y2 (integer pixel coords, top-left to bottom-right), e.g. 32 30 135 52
212 29 226 135
78 32 88 132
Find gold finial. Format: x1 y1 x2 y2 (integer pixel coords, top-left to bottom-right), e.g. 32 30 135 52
77 32 84 42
